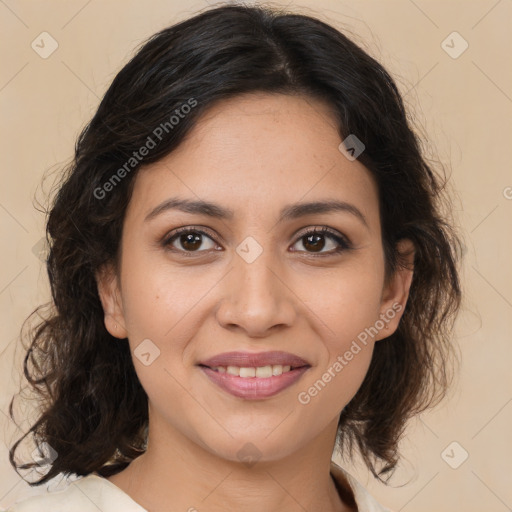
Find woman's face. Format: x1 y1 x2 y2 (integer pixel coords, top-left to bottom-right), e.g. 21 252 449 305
98 92 412 463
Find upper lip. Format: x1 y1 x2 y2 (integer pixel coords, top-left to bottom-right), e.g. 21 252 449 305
198 351 310 369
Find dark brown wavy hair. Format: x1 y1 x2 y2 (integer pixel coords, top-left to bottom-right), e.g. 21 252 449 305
9 4 462 485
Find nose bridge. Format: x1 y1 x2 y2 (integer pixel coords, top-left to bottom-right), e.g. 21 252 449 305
238 247 277 298
235 239 283 309
216 237 296 335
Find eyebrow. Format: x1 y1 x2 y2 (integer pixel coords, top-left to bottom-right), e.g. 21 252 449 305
144 197 368 228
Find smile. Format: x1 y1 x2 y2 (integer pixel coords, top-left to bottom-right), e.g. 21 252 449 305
199 364 310 399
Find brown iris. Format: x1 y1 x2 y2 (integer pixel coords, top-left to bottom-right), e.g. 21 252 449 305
302 233 326 252
180 232 203 251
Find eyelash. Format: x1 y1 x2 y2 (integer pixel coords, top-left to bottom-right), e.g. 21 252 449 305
161 225 352 257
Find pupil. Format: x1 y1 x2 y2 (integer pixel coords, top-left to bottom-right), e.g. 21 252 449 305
182 233 201 251
305 234 325 252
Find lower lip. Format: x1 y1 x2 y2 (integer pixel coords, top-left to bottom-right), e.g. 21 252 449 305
199 366 310 399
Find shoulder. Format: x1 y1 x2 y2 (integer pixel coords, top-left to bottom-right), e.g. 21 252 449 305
4 474 146 512
4 481 90 512
330 460 395 512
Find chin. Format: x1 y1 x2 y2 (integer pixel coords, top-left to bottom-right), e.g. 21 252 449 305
195 429 307 467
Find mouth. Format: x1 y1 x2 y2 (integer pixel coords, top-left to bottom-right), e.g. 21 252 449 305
198 363 309 378
197 351 311 399
198 350 311 371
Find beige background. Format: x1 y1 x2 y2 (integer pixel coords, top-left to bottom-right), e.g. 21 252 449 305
1 0 511 510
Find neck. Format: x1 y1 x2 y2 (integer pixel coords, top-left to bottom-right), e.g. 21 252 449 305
107 416 355 512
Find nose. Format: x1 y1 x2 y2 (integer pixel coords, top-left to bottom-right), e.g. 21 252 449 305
215 248 297 338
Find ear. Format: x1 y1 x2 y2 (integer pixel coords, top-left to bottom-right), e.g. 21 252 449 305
95 263 128 339
374 239 415 341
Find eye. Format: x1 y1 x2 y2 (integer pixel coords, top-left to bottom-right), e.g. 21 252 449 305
291 227 351 255
162 226 352 257
162 227 219 255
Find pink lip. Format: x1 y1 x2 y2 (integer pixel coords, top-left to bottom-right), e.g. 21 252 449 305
200 366 310 399
198 350 310 368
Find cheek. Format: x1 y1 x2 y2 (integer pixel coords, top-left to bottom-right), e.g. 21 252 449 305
119 247 213 344
117 251 205 412
296 260 384 403
300 260 385 344
297 284 378 416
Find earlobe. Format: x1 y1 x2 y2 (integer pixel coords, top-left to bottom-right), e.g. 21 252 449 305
95 264 128 339
376 239 415 341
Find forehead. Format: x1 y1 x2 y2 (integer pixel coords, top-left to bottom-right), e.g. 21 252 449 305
127 93 379 228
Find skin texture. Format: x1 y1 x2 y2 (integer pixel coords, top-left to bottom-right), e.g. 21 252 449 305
97 92 414 512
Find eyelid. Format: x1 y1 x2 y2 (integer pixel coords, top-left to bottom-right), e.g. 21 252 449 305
161 225 221 249
293 226 352 247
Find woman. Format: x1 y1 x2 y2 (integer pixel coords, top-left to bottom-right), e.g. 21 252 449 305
6 4 461 511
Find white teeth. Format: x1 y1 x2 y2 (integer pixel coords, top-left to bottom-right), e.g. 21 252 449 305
213 364 293 377
256 366 272 378
240 367 256 378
